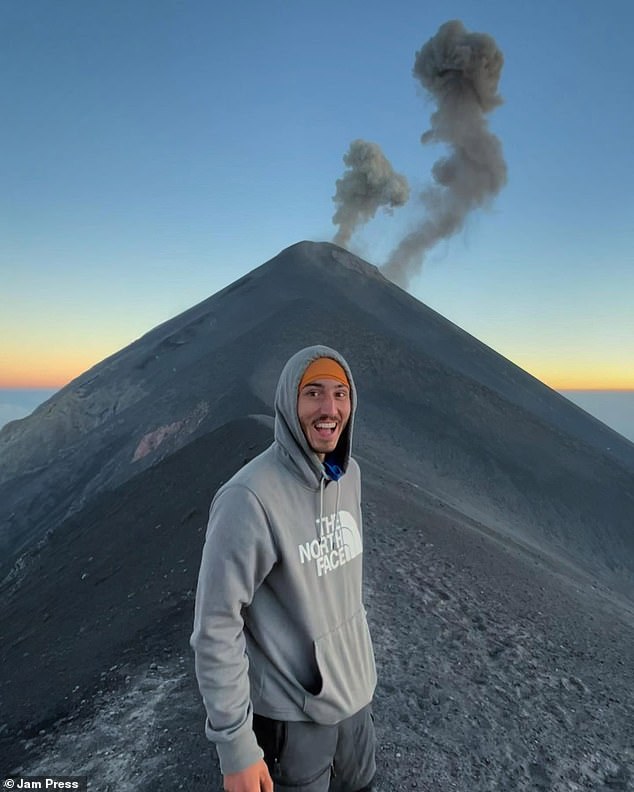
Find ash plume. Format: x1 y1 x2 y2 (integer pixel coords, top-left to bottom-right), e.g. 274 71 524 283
332 139 410 247
382 19 507 287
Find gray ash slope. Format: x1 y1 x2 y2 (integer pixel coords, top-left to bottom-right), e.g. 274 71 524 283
1 241 633 791
2 241 633 592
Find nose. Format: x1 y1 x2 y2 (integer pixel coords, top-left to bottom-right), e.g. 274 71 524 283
321 392 338 415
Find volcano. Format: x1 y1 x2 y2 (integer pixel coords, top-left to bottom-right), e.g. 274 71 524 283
1 242 633 791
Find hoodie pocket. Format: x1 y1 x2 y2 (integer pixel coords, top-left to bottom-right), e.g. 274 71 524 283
303 608 376 724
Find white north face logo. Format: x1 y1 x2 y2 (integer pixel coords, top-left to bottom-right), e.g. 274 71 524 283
297 510 362 577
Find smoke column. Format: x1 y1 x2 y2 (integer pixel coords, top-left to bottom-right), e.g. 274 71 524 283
382 19 507 287
332 139 410 247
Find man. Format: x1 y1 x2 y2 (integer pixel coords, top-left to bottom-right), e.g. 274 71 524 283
191 345 376 792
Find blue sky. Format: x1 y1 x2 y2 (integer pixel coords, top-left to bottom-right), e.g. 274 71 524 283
1 0 633 388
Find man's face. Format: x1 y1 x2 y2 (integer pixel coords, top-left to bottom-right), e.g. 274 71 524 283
297 377 351 461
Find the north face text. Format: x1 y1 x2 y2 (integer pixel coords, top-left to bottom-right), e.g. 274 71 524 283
297 510 362 577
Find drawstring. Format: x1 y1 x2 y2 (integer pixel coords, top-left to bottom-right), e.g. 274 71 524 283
317 472 341 539
318 474 325 538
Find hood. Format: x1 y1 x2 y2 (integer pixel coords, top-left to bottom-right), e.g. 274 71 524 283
274 345 357 489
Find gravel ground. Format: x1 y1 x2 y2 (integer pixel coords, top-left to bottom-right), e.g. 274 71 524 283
2 431 632 791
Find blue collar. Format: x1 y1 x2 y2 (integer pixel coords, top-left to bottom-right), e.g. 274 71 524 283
323 459 344 481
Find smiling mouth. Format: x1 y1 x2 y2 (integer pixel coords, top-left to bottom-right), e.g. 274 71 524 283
314 421 337 436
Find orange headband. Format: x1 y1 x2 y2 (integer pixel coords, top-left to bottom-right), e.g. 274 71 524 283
299 358 349 391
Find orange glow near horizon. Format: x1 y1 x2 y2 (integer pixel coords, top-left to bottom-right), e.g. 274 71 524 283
2 358 632 391
1 352 104 390
522 368 633 392
550 384 634 392
0 324 144 389
541 368 634 391
1 323 632 391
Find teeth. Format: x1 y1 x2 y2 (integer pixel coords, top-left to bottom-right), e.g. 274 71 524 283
315 422 336 429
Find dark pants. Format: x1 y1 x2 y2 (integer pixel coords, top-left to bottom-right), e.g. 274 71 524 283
252 703 375 791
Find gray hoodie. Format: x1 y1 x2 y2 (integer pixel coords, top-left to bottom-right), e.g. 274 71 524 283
190 345 376 775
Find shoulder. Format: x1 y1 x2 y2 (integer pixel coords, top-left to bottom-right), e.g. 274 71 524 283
208 462 277 545
213 444 284 505
347 456 360 476
220 444 274 482
345 456 361 484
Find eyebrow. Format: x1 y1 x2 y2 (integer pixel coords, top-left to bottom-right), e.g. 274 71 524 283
300 381 349 390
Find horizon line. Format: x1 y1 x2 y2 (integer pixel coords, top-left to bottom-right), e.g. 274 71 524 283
1 383 634 393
